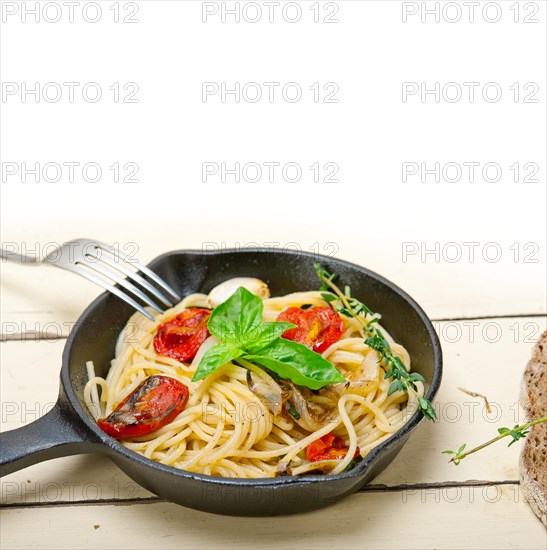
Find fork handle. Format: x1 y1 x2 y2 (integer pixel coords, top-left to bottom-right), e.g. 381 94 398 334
0 249 41 264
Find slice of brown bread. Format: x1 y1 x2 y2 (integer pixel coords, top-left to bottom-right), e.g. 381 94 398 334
520 330 547 527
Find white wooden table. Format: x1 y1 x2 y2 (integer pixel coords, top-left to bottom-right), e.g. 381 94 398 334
1 0 546 546
1 228 545 549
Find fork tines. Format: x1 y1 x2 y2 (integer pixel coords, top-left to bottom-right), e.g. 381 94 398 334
44 239 180 321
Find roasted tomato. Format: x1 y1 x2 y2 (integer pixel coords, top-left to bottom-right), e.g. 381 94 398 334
154 308 211 362
277 307 345 353
306 434 360 462
97 375 189 440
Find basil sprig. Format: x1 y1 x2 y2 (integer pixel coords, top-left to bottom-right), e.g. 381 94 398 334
192 287 346 390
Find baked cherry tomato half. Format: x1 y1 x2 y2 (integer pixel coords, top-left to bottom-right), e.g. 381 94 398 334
306 434 360 462
154 308 211 363
97 375 189 440
277 307 345 354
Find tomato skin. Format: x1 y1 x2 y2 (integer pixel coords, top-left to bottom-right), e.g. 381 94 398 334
306 434 360 462
98 375 189 440
277 307 345 353
154 308 211 362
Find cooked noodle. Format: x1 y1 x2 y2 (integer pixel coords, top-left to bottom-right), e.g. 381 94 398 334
85 289 423 478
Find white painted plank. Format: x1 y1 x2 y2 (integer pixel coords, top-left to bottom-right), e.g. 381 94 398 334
1 317 545 506
1 217 545 335
1 487 545 550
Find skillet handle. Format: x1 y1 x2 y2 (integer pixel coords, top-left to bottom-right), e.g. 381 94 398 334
0 398 103 477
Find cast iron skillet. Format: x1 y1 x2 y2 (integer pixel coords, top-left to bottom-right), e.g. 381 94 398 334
0 249 442 516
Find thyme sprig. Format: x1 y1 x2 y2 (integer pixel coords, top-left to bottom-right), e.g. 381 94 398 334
443 416 547 465
314 264 436 421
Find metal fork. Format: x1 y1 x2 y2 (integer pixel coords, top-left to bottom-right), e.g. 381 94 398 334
0 239 180 320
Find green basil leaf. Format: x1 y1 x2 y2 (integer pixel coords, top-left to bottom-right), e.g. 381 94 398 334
207 287 264 345
192 343 244 382
244 338 345 390
244 322 295 354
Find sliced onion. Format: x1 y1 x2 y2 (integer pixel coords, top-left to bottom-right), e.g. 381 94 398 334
284 382 334 432
247 371 285 416
327 350 380 398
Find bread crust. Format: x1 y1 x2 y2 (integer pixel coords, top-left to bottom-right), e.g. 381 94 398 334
520 331 547 527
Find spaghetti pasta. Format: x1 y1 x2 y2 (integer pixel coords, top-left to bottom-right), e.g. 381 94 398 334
85 281 424 478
